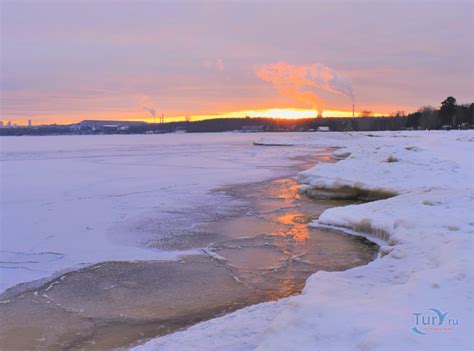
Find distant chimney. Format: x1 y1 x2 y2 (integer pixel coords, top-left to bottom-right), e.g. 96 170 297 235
352 104 355 118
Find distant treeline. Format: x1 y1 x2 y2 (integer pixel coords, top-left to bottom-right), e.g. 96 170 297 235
406 97 473 130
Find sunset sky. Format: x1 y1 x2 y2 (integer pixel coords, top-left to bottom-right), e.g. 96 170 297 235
1 0 473 125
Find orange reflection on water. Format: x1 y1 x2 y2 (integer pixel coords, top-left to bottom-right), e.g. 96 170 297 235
263 178 309 241
274 213 309 241
266 178 300 201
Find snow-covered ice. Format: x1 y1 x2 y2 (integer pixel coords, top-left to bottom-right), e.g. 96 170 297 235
0 133 320 293
135 130 473 351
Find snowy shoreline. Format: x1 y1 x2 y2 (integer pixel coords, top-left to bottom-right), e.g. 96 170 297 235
135 131 473 351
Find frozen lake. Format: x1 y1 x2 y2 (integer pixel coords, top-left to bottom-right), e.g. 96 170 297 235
0 133 380 349
0 133 330 293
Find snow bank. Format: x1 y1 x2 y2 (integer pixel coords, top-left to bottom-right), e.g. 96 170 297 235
259 131 474 351
136 131 473 351
259 189 473 351
297 133 470 195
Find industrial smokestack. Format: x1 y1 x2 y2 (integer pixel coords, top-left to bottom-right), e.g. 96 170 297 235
352 103 355 118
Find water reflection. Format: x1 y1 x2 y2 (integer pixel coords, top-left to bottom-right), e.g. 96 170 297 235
275 213 309 241
209 175 378 305
265 178 301 202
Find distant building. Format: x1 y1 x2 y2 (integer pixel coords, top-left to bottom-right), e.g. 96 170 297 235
0 121 3 128
78 120 147 129
174 127 187 134
28 119 32 127
7 121 12 128
317 126 330 132
241 125 265 133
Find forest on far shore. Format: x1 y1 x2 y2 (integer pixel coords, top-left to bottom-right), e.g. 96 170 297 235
405 96 473 130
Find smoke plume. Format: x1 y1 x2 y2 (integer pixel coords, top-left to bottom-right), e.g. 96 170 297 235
256 62 354 114
138 95 156 118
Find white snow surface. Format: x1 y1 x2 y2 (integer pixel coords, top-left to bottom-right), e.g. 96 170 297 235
0 133 322 293
135 131 474 351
